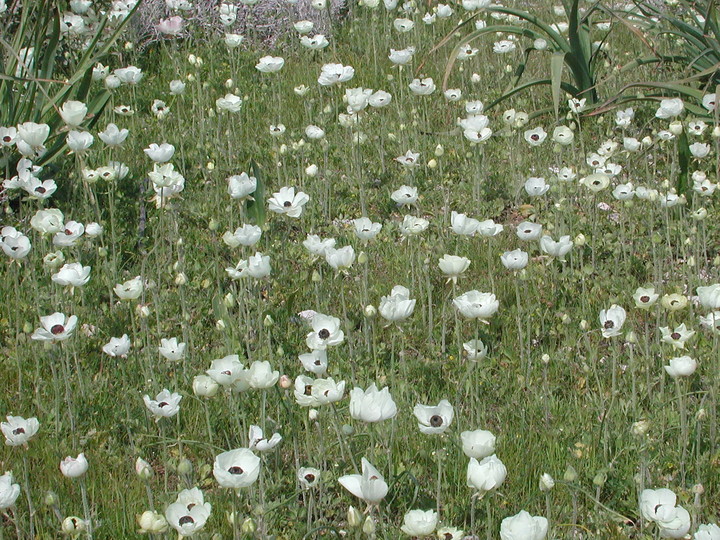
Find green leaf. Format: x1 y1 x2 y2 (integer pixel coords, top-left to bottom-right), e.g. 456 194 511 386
551 52 565 120
677 131 691 197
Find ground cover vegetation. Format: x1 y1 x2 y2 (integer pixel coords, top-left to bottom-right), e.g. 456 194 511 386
1 0 720 538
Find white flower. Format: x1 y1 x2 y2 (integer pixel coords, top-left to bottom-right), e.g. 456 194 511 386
338 458 388 504
656 98 684 119
318 63 355 86
499 510 548 540
400 509 438 536
379 285 416 323
1 416 40 446
391 185 418 206
413 400 453 434
306 314 344 350
143 389 182 418
248 425 283 452
158 337 186 362
349 383 397 422
268 187 310 218
399 215 429 236
664 356 697 378
461 429 495 458
31 312 77 342
103 334 131 357
467 454 507 493
0 473 20 509
60 453 88 478
599 305 626 338
256 56 285 73
353 217 382 240
408 77 436 95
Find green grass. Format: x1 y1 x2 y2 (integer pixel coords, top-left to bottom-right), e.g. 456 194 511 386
1 2 720 538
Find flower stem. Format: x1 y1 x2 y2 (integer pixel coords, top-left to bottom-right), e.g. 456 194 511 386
80 478 93 539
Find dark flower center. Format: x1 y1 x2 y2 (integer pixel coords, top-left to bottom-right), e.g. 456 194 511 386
318 329 330 339
671 332 681 340
228 466 244 474
179 516 194 525
221 370 232 375
430 415 443 427
444 534 453 540
283 201 292 208
12 427 25 435
51 324 65 335
35 186 46 194
158 401 168 407
314 360 321 366
531 134 539 141
2 136 11 143
65 229 72 235
640 296 650 303
304 473 315 483
304 385 313 396
603 320 614 329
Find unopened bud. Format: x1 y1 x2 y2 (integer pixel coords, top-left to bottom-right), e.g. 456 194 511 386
348 506 362 528
177 458 193 476
362 516 376 535
539 473 555 491
279 375 291 389
308 409 319 421
241 517 256 535
563 465 578 482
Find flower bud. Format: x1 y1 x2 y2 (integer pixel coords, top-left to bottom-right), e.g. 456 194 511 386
427 158 437 169
177 458 193 475
223 293 235 308
631 419 650 436
580 319 588 330
348 506 363 528
539 473 555 491
358 251 368 264
362 516 376 535
541 354 550 364
592 470 607 487
263 315 274 328
174 272 187 286
137 510 168 534
208 218 219 231
563 465 578 482
242 517 256 534
668 120 683 135
279 374 292 389
308 409 319 421
62 517 87 534
435 144 444 156
311 270 321 283
713 126 720 138
364 305 376 318
135 457 153 480
574 233 586 246
193 375 219 397
216 319 226 330
625 331 637 344
44 491 59 506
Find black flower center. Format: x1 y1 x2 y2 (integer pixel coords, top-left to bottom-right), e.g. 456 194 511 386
640 296 650 303
304 473 315 483
221 370 232 375
35 186 46 194
12 427 25 435
430 415 443 427
318 329 330 339
179 515 194 525
671 332 681 340
51 324 65 335
283 201 292 208
604 320 614 329
2 136 11 143
304 385 313 396
228 466 244 474
531 134 539 141
158 401 168 407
